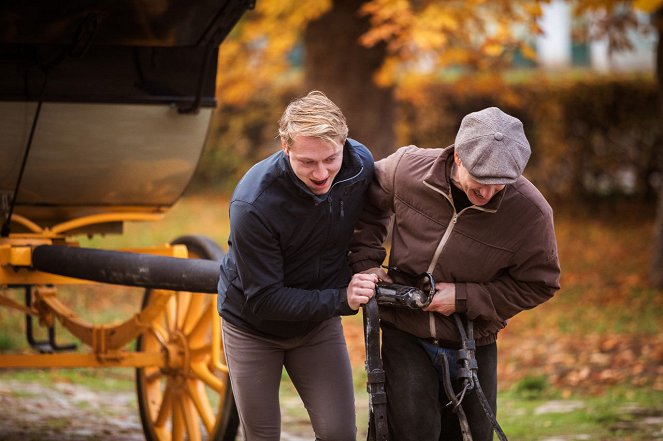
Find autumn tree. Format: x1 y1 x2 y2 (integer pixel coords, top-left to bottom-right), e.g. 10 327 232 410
216 0 548 159
646 4 663 287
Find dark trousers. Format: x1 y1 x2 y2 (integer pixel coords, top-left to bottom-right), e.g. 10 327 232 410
381 324 498 441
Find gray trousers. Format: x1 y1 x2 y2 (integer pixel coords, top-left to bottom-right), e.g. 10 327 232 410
222 317 356 441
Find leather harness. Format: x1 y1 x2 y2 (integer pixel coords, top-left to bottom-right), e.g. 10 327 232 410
362 295 509 441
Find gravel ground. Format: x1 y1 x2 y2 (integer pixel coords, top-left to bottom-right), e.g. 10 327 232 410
0 378 366 441
2 378 661 440
0 380 144 441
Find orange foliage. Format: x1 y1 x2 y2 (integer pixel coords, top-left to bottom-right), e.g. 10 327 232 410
216 1 331 105
214 0 580 102
216 0 649 112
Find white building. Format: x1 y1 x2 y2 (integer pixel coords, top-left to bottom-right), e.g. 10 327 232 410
536 0 657 72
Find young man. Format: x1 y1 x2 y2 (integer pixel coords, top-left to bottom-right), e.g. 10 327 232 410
218 91 377 440
349 107 561 440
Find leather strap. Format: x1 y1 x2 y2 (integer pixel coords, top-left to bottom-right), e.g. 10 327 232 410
363 297 389 440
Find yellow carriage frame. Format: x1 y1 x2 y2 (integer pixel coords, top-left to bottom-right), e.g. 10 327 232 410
0 211 237 440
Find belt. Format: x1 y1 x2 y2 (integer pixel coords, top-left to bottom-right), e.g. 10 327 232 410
421 337 461 350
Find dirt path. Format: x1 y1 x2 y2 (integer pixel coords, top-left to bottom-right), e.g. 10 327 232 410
0 380 144 441
2 378 662 440
0 378 365 441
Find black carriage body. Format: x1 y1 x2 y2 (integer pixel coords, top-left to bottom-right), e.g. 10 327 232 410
0 0 253 230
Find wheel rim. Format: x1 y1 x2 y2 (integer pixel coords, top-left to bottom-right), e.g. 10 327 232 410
137 290 232 441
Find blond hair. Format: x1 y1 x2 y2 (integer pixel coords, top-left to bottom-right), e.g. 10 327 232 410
278 91 348 148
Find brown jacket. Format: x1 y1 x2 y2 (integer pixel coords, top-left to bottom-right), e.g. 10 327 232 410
349 146 561 346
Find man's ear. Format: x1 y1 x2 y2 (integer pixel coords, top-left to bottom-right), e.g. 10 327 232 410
454 151 461 166
281 139 289 156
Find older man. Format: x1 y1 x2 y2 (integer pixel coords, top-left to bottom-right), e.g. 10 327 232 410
349 107 561 441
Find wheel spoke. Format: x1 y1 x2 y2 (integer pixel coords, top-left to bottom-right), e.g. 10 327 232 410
189 343 229 374
166 296 177 331
148 322 170 350
155 424 171 441
155 379 175 428
181 391 202 441
188 343 213 361
187 378 215 434
154 424 171 441
176 291 191 330
183 294 208 335
191 361 225 395
172 394 185 441
187 305 213 343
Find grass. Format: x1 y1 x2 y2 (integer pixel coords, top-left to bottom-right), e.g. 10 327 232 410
1 367 135 393
1 192 662 439
498 385 663 440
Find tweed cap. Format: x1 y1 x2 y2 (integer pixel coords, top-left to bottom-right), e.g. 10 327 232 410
454 107 531 185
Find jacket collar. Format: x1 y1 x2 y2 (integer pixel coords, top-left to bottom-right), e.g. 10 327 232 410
423 146 507 212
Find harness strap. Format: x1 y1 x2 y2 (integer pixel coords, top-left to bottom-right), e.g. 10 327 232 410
452 314 509 441
473 370 509 441
363 297 389 441
440 352 473 441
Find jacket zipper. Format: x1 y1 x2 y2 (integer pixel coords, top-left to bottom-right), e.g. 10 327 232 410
319 163 364 281
330 164 364 192
422 180 495 266
423 180 466 273
422 180 494 339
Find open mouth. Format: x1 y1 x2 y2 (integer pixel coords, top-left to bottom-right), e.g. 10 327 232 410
308 178 330 194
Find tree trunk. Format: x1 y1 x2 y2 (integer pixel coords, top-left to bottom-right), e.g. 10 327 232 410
650 10 663 288
303 0 395 159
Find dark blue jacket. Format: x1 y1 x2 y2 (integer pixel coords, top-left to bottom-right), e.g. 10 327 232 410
217 139 374 338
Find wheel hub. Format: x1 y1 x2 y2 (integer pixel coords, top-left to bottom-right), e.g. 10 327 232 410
161 330 190 379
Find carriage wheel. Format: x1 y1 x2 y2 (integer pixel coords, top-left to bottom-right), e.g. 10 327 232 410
135 235 238 441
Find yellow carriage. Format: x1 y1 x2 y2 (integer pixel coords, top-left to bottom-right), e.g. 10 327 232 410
0 2 253 439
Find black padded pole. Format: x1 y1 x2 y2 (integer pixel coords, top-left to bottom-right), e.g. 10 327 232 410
32 245 220 293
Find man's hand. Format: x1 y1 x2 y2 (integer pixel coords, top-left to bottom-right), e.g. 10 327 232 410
347 273 379 310
422 282 456 315
360 267 393 284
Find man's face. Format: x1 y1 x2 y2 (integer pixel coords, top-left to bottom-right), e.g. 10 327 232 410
453 153 505 206
283 135 344 195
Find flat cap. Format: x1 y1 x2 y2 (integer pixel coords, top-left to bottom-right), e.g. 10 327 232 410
454 107 531 185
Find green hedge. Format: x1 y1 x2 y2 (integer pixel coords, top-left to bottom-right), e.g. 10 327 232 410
195 75 662 205
398 76 662 205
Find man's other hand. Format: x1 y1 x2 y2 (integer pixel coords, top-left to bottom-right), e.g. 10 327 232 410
422 282 456 315
360 267 393 284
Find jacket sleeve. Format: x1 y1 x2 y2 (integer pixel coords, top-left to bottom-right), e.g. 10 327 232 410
455 205 561 326
348 147 409 273
229 200 355 322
